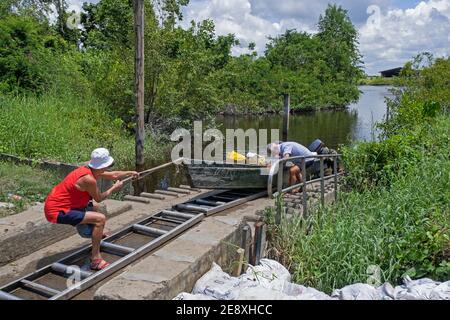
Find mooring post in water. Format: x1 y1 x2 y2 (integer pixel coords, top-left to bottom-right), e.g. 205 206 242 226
282 93 290 141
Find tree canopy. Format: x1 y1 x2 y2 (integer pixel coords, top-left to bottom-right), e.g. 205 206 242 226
0 1 364 132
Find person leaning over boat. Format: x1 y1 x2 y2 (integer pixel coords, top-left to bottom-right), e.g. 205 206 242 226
267 141 315 193
44 148 138 271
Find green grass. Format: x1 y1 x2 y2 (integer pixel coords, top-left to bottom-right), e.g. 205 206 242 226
0 92 165 168
0 161 62 217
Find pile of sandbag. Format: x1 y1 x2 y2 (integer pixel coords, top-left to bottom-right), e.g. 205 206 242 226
174 259 449 300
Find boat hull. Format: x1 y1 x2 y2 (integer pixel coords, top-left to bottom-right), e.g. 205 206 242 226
184 161 326 189
185 162 269 189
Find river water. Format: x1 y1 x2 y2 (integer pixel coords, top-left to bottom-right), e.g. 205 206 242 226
139 85 393 192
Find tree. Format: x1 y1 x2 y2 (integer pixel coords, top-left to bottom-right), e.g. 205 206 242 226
316 4 363 98
0 0 53 20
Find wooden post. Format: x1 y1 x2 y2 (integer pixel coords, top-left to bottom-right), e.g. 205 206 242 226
232 248 245 276
334 157 338 203
253 221 267 266
282 93 290 141
301 159 307 217
134 1 145 169
320 157 325 207
134 0 145 193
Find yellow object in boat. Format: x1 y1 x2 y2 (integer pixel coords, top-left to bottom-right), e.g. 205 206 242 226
227 151 246 161
257 156 266 166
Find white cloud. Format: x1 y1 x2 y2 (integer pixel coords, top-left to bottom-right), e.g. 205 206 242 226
181 0 285 55
360 0 450 74
64 0 449 74
181 0 318 55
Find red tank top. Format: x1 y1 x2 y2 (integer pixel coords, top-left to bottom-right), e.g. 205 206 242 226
44 166 95 223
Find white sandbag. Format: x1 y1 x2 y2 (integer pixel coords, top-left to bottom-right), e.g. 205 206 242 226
192 263 241 300
281 281 307 296
298 287 333 300
173 292 215 300
280 281 332 300
241 259 291 292
236 286 299 300
376 282 396 300
332 283 382 300
430 281 450 300
185 259 448 301
394 277 443 300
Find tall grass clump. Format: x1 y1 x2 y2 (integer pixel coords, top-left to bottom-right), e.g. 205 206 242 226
0 92 164 167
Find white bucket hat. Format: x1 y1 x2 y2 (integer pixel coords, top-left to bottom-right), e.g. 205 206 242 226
88 148 114 169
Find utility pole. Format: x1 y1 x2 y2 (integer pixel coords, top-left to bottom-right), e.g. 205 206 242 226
134 0 145 170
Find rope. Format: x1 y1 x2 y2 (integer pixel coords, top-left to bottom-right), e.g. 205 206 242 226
120 158 185 184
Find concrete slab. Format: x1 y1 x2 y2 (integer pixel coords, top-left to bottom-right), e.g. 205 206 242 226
0 200 131 266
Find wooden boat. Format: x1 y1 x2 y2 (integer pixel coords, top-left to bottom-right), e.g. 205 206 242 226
183 160 325 189
184 162 268 189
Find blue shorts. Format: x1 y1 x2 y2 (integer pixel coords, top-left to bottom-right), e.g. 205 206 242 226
56 203 94 226
288 159 314 169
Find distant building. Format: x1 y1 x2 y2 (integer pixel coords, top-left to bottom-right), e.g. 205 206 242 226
379 67 402 78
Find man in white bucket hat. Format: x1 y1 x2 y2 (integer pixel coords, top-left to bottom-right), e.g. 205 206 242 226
44 148 138 270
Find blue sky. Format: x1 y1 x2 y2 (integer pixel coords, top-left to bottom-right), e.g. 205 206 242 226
68 0 450 75
391 0 422 9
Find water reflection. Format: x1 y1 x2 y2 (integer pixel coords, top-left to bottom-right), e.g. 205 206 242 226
218 86 392 149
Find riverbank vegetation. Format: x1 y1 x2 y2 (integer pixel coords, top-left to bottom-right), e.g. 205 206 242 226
264 55 450 293
0 1 363 148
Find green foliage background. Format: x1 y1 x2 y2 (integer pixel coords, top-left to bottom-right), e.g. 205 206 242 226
0 1 363 134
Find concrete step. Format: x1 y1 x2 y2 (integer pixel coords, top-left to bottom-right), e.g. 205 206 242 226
155 190 180 197
178 185 202 192
123 195 151 204
167 187 191 195
0 200 131 267
140 193 165 200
